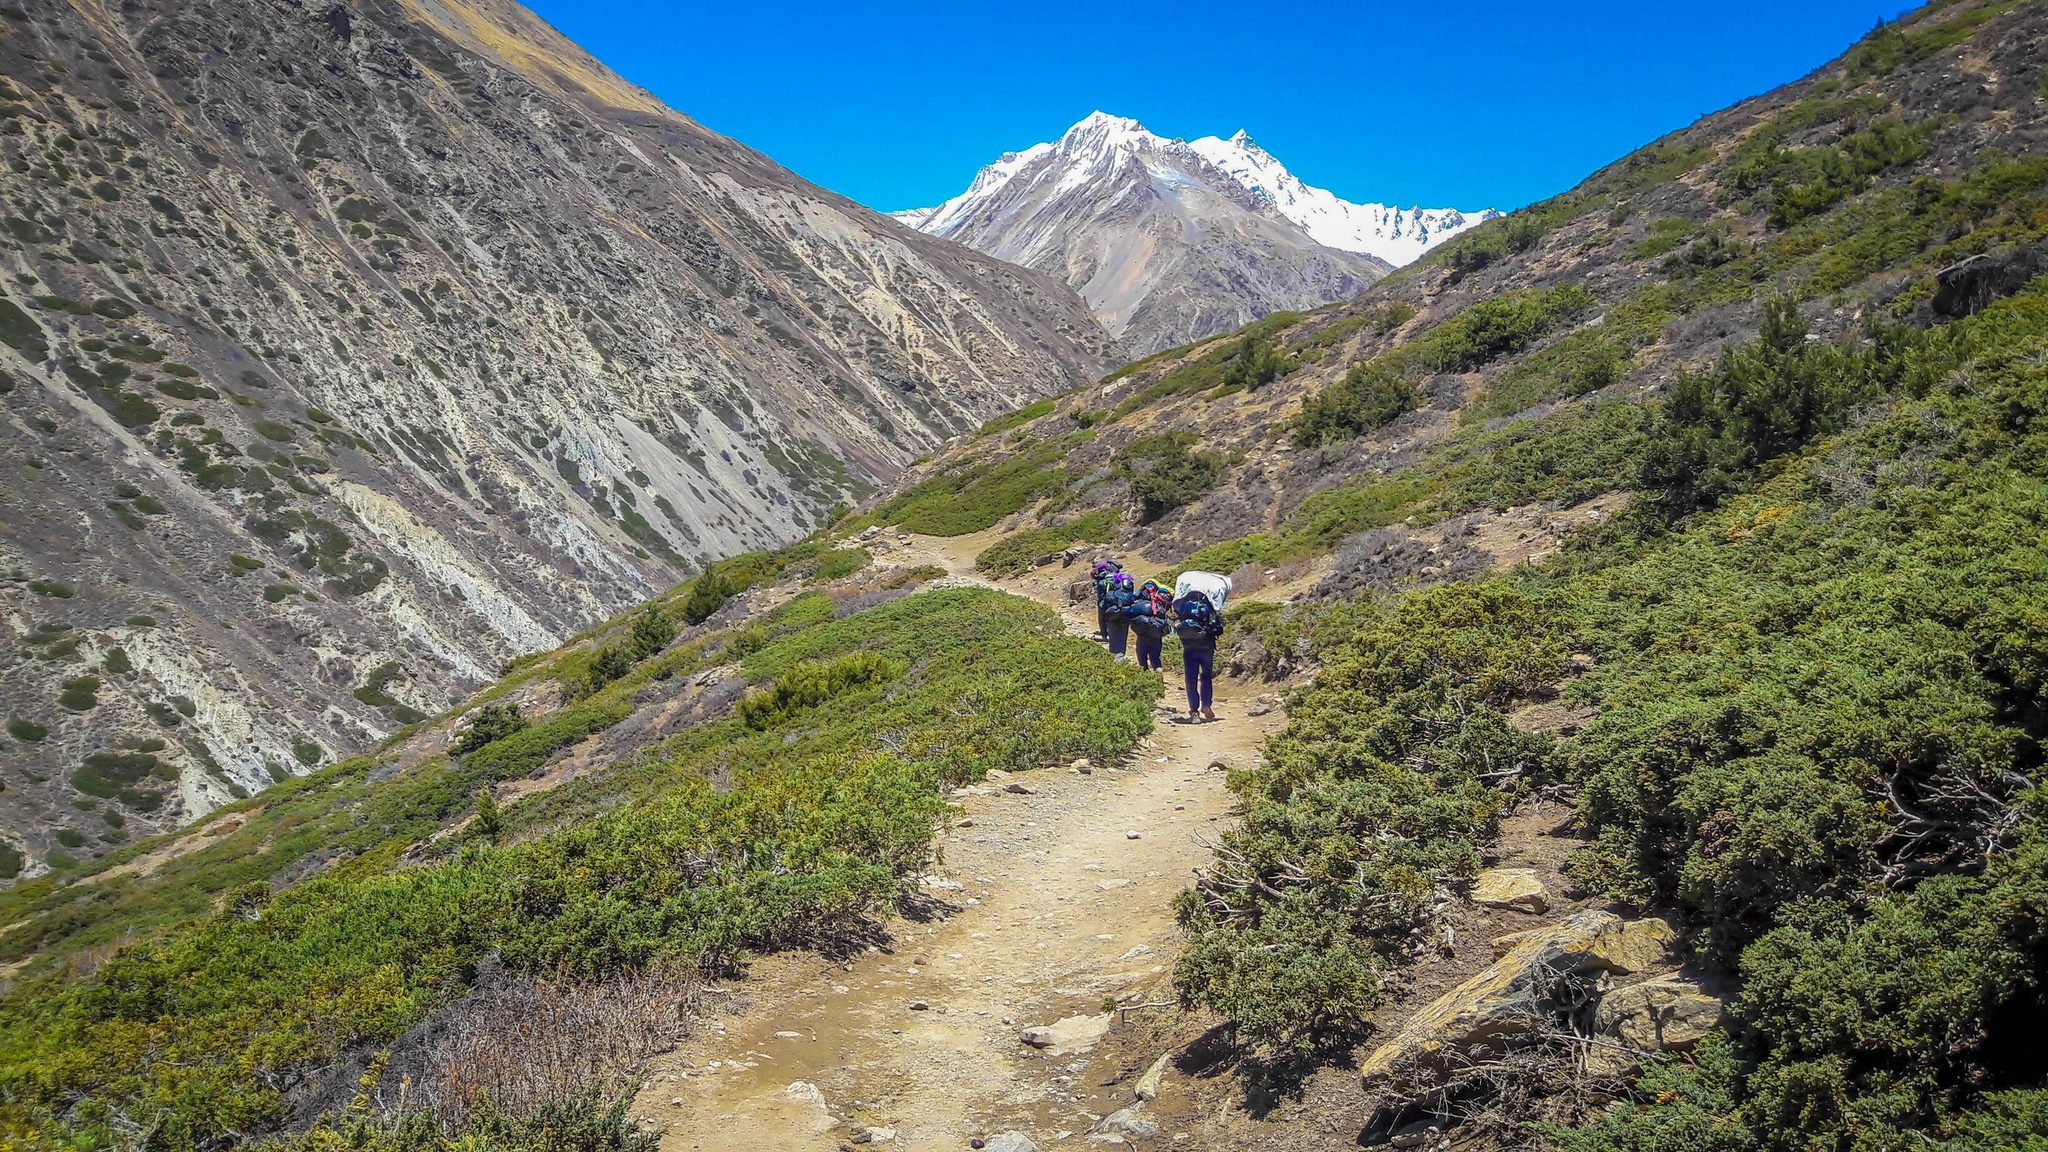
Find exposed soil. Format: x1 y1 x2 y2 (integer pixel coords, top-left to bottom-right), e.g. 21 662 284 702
635 534 1288 1150
636 534 1612 1151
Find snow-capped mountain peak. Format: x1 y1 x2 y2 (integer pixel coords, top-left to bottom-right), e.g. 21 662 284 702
1184 128 1499 266
888 112 1489 354
898 112 1495 270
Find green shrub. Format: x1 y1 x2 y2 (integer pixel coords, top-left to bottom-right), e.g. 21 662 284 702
1213 334 1295 395
679 570 740 624
1175 584 1565 1050
291 740 322 766
977 398 1056 436
811 547 869 581
975 509 1119 576
736 651 900 730
6 719 46 742
1115 432 1232 523
1293 361 1423 446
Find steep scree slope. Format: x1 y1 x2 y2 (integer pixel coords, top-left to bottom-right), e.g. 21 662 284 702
0 0 1112 865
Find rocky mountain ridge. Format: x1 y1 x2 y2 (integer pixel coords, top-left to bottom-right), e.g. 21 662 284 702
0 0 1112 871
894 112 1468 355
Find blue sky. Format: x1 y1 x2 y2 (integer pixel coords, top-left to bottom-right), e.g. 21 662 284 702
523 1 1911 215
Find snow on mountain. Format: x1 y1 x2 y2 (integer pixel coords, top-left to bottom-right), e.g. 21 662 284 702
1185 130 1499 266
890 112 1402 354
897 113 1495 270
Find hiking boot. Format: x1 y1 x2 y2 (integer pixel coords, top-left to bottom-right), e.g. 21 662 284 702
1201 708 1216 722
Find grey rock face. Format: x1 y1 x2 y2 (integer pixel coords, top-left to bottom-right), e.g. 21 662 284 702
0 0 1109 869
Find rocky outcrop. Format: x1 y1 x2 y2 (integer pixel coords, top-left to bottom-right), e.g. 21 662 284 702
1586 974 1725 1075
0 0 1111 864
1360 912 1684 1085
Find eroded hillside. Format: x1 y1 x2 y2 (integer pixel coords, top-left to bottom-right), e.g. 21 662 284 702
0 0 1113 865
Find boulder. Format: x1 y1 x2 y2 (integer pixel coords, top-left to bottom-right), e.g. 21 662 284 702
1934 244 2048 318
984 1134 1039 1152
1019 1013 1113 1054
1095 1108 1159 1139
1588 916 1678 974
1133 1052 1171 1101
1361 911 1636 1084
1587 974 1725 1075
1470 868 1550 914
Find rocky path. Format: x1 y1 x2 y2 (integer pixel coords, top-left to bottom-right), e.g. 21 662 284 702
636 533 1285 1150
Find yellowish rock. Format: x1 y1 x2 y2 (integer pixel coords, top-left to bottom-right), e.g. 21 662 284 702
1471 868 1551 914
1360 911 1618 1083
1589 916 1679 974
1587 975 1726 1075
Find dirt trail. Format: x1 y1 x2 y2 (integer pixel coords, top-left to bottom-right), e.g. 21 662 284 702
638 533 1284 1150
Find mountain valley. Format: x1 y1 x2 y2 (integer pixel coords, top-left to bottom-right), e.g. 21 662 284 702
0 0 1112 862
4 3 2048 1152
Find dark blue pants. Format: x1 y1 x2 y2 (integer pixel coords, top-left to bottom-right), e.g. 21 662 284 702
1135 631 1164 670
1183 646 1214 713
1096 603 1110 636
1106 617 1130 657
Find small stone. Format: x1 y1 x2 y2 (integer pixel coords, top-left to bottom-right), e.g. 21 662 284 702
983 1134 1038 1152
1470 867 1551 914
1019 1013 1113 1053
1074 765 1093 775
909 1000 930 1010
1246 706 1271 717
1133 1052 1171 1101
1096 1108 1159 1139
1125 830 1140 839
1004 782 1033 795
955 818 975 828
1071 758 1091 769
1206 759 1228 771
774 1030 803 1039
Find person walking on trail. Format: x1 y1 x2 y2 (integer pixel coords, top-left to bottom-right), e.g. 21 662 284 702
1102 571 1137 659
1173 586 1225 722
1090 559 1122 640
1128 578 1171 672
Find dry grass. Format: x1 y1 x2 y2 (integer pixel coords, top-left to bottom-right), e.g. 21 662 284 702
405 958 702 1125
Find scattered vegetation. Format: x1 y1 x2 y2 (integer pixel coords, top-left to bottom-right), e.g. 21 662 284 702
975 509 1119 576
1114 432 1235 523
0 587 1155 1150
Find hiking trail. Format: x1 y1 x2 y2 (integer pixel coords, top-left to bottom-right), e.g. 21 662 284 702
636 530 1286 1150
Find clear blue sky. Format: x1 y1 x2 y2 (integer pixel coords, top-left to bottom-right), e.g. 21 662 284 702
523 0 1912 215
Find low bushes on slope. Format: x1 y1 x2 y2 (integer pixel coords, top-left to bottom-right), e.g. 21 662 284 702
0 588 1157 1151
1175 285 2048 1148
975 509 1119 576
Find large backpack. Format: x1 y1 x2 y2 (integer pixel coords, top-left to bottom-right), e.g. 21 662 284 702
1104 572 1137 613
1092 559 1122 603
1129 584 1171 636
1173 591 1220 644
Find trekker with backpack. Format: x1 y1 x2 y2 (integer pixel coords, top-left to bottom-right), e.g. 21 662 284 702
1090 559 1122 639
1127 579 1172 671
1103 572 1137 658
1172 585 1225 722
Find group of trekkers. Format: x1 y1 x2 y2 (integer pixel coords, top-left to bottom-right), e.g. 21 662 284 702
1088 559 1228 723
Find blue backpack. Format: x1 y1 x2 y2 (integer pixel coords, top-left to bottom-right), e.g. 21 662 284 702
1173 592 1220 643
